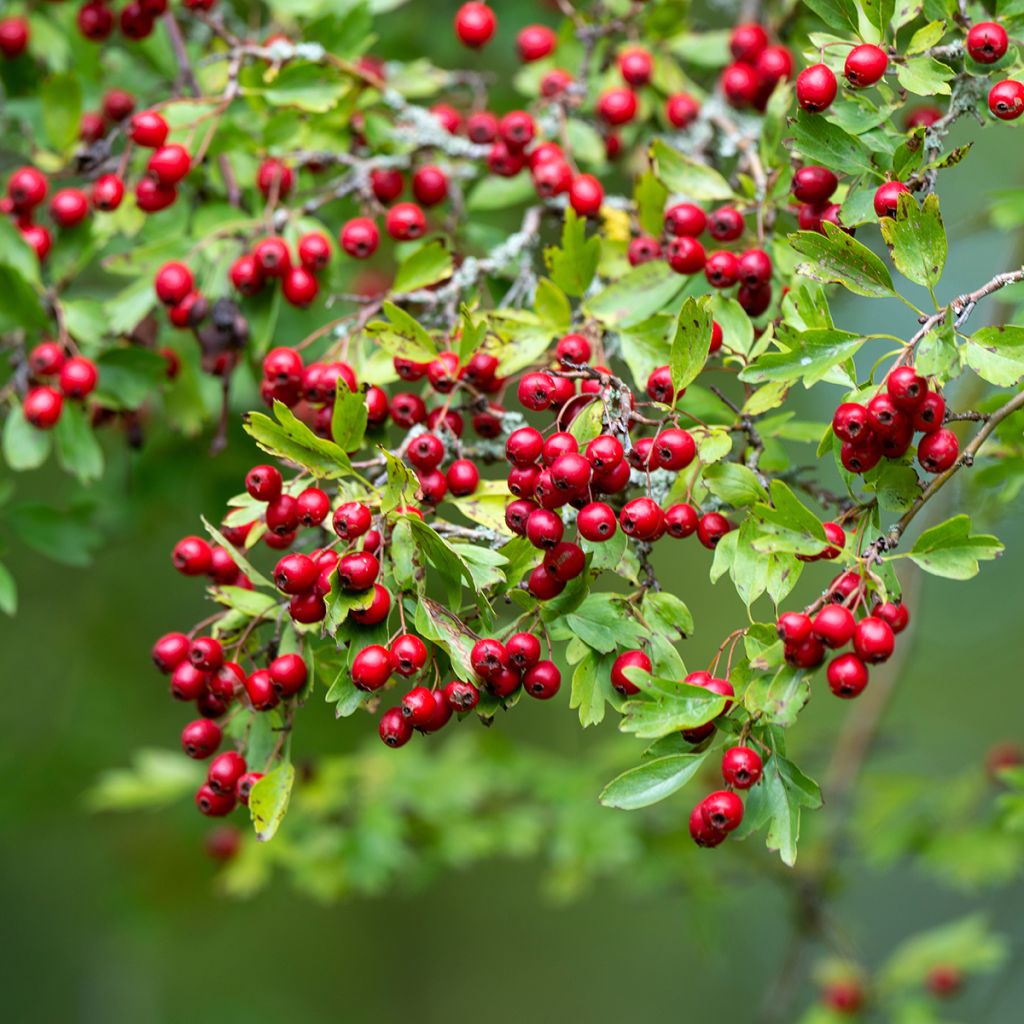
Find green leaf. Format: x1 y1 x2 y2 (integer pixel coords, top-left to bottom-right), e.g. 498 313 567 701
790 110 875 177
249 762 295 841
200 516 275 589
261 62 351 111
243 401 351 478
908 514 1004 579
634 170 669 236
740 328 864 388
585 262 685 328
41 73 83 152
600 752 708 810
54 402 104 483
896 55 954 97
330 383 368 452
906 20 947 55
7 501 102 567
466 172 536 211
620 678 726 739
669 296 713 395
879 193 946 288
865 461 921 513
879 915 1008 989
743 667 811 727
568 398 605 444
416 596 478 682
570 648 617 728
86 749 202 811
651 138 733 200
744 754 822 866
366 301 439 362
2 406 51 471
555 594 644 654
0 214 41 286
789 224 895 298
93 348 168 410
642 590 694 640
916 315 960 382
703 462 769 506
0 265 48 332
0 560 17 616
544 208 600 298
534 277 571 331
964 325 1024 387
393 240 453 293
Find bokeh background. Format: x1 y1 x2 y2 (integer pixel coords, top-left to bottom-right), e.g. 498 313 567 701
3 2 1024 1021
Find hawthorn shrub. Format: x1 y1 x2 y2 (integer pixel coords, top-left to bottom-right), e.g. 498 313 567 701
5 0 1024 1017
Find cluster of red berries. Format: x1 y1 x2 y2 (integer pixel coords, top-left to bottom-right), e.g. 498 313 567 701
777 579 909 696
21 343 99 430
689 744 765 848
718 23 794 112
796 43 889 115
72 1 216 45
628 199 774 315
832 366 958 476
227 228 331 308
78 87 137 146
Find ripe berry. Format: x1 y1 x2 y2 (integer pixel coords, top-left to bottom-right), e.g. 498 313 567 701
813 604 857 649
130 110 169 148
527 564 565 600
872 601 910 634
705 250 739 288
518 371 557 411
350 584 391 626
353 645 393 691
665 503 699 538
853 616 895 663
777 612 813 646
701 791 744 832
918 428 959 472
471 638 508 681
844 44 888 87
874 180 911 217
23 386 63 428
832 402 871 444
549 452 591 491
666 92 700 128
722 63 759 107
172 536 213 576
340 217 379 258
246 666 281 709
401 686 437 727
447 459 479 496
155 262 194 306
785 634 826 670
621 498 664 540
628 235 662 266
337 551 379 591
730 23 768 63
189 637 223 673
412 165 448 207
887 366 928 410
967 22 1009 65
506 632 541 670
569 174 604 216
721 746 763 789
913 391 945 433
391 634 428 677
708 206 745 241
544 541 586 581
827 653 869 698
821 522 845 560
792 166 838 205
666 236 706 274
21 224 52 262
506 426 544 467
91 174 125 212
7 166 48 211
526 509 564 549
618 48 653 87
738 248 772 287
195 784 236 818
385 202 426 241
454 2 496 48
524 661 561 699
444 679 480 711
611 649 651 696
653 428 696 470
756 45 794 87
274 553 318 594
418 689 454 732
697 512 732 549
152 633 191 673
269 654 308 697
135 178 177 213
499 111 535 150
408 432 445 472
296 488 330 527
147 144 191 185
796 64 837 113
182 719 222 760
236 773 264 805
689 804 727 848
517 24 555 62
577 501 618 542
208 751 247 795
0 17 30 58
245 464 282 502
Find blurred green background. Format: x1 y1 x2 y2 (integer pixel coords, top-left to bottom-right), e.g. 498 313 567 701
4 2 1024 1022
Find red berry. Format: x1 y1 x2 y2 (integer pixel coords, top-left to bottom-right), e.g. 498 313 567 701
208 751 246 795
412 165 448 207
874 180 911 217
665 92 700 128
297 232 331 272
665 503 699 539
844 44 888 87
611 649 651 696
690 803 727 847
7 166 48 211
705 250 739 288
628 235 663 266
697 512 732 549
967 22 1008 64
853 616 895 663
172 536 212 576
597 87 638 125
350 584 391 626
666 236 706 274
152 632 191 673
189 636 223 672
577 501 618 542
337 551 379 591
155 262 194 305
813 604 857 649
50 188 89 228
130 110 169 148
471 638 508 681
708 206 745 241
506 632 541 670
872 600 910 634
391 634 429 677
274 553 318 594
353 645 393 691
722 62 759 107
444 679 480 711
454 2 496 48
447 459 479 496
569 174 604 216
523 660 561 699
236 772 264 805
730 23 768 63
792 166 838 205
796 63 837 113
23 386 63 428
91 174 125 212
913 391 946 433
195 784 236 817
887 366 928 409
544 541 586 581
722 746 763 789
653 428 696 471
0 17 30 58
918 428 959 472
528 564 565 600
832 402 871 444
738 248 772 287
506 426 544 467
182 719 222 760
621 498 664 540
827 653 869 698
618 48 652 87
147 144 191 185
518 371 557 411
269 654 307 697
517 24 555 62
777 612 813 646
701 790 744 832
401 686 436 726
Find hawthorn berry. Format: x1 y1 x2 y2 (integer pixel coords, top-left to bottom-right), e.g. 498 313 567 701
887 366 928 409
813 604 857 649
518 372 557 411
577 501 618 542
527 564 565 600
189 637 223 672
91 175 125 212
730 23 768 63
653 428 696 470
340 218 380 258
844 44 888 87
471 638 507 681
918 429 959 472
391 635 429 677
705 250 739 288
196 784 236 818
666 236 706 275
454 2 496 48
665 503 699 539
172 536 213 576
524 661 561 700
827 653 870 698
506 633 541 671
697 512 732 550
208 751 247 795
618 48 653 87
350 584 391 626
708 206 745 241
517 24 555 62
913 392 946 433
23 386 63 429
628 235 663 266
569 174 604 216
967 22 1009 65
796 64 837 113
701 791 744 832
792 166 838 205
777 612 813 646
182 719 222 759
872 601 910 634
236 773 264 805
544 541 586 581
611 649 651 696
621 498 664 540
0 17 29 58
353 646 393 691
722 746 763 789
130 110 169 148
418 689 454 732
444 679 480 711
853 616 895 664
689 804 727 848
412 165 448 206
447 459 480 496
665 93 700 128
8 166 48 211
274 554 319 594
337 552 380 591
785 635 826 669
722 63 759 107
148 144 191 185
874 180 911 217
